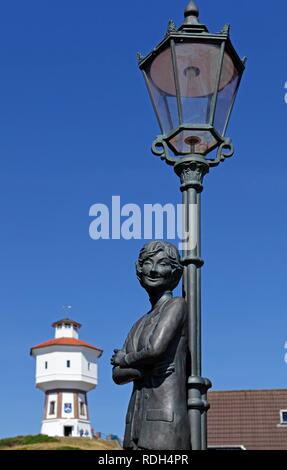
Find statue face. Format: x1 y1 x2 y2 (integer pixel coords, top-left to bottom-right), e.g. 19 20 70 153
141 251 174 294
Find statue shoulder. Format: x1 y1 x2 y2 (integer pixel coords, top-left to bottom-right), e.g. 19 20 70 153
164 296 187 316
168 296 186 309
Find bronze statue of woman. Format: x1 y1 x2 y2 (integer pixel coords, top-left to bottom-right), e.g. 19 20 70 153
111 241 190 450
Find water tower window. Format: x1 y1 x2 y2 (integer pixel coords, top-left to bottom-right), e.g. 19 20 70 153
67 360 71 368
49 401 55 415
45 361 48 369
64 323 71 328
88 362 90 371
80 402 86 416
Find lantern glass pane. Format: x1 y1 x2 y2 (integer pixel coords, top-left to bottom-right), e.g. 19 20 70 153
214 54 241 135
175 42 222 125
146 47 178 134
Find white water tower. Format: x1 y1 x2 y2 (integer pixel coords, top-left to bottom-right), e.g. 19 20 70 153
31 318 103 438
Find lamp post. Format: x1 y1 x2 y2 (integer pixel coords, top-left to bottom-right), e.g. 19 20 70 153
137 0 245 450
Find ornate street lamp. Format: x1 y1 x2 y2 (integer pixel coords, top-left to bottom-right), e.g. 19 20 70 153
137 0 246 450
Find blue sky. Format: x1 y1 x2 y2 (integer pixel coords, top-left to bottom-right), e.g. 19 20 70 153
1 0 287 439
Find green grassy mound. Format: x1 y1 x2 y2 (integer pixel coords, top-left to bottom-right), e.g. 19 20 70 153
0 434 58 448
0 435 122 450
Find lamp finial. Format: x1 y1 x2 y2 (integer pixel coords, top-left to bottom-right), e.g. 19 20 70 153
184 0 199 19
180 0 207 31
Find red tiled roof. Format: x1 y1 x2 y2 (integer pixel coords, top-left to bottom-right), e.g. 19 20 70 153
30 338 103 355
208 389 287 450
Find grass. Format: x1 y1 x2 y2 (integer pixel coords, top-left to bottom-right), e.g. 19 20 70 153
54 446 82 450
0 435 122 451
0 435 58 448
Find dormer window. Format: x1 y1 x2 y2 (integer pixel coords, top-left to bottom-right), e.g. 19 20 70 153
280 410 287 425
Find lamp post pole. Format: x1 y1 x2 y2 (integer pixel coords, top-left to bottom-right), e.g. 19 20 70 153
174 157 211 450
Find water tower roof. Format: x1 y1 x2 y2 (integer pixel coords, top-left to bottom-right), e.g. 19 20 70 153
51 318 82 329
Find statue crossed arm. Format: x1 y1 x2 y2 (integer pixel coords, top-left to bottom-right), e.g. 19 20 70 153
112 329 143 385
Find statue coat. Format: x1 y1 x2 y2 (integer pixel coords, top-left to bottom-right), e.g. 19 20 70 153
113 293 190 450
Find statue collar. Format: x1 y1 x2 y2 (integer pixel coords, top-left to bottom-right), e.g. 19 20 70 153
150 291 173 311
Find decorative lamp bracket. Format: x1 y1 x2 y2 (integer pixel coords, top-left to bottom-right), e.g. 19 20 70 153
152 135 234 169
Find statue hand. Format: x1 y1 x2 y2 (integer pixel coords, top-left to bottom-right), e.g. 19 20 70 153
110 349 126 367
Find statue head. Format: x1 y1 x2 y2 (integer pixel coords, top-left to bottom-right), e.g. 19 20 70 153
136 241 183 295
